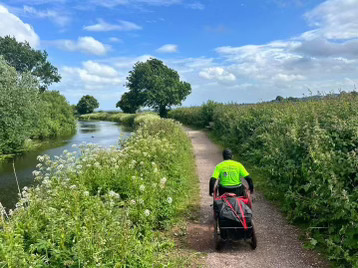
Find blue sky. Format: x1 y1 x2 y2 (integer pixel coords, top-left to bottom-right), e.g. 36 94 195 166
1 0 358 109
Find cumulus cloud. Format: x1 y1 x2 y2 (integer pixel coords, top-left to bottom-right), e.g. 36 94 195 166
0 5 40 47
51 36 111 55
156 44 178 53
23 5 71 27
84 19 142 32
62 61 120 90
199 67 236 82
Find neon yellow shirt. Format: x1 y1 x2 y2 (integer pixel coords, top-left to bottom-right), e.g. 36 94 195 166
211 160 249 186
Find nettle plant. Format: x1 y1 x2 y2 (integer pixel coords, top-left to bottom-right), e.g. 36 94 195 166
0 119 193 267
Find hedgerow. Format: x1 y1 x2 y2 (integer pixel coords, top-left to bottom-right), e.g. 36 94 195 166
0 118 197 267
169 96 358 267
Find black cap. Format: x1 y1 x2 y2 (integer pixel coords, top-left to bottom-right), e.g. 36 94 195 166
223 149 233 160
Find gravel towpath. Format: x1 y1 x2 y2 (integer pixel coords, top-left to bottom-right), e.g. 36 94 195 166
185 129 331 268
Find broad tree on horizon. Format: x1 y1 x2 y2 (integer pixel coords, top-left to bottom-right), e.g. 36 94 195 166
0 36 61 92
119 58 192 117
76 95 99 115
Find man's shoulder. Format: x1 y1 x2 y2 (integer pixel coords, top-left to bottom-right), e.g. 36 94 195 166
218 160 242 166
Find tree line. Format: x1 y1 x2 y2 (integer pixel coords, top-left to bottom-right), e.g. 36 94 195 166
0 36 75 156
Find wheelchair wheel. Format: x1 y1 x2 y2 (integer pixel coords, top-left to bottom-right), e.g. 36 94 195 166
213 219 223 251
250 221 257 250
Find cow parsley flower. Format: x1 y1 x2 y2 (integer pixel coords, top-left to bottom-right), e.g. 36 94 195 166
144 209 151 217
167 197 173 204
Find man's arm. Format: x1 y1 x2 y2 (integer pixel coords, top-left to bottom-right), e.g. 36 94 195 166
209 177 217 196
244 175 254 194
210 165 220 196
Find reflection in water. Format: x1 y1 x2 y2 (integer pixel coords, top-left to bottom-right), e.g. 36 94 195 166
0 121 132 209
80 122 100 134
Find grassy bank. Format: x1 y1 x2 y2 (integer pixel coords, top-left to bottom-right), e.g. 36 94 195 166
0 118 200 267
169 96 358 267
80 112 160 127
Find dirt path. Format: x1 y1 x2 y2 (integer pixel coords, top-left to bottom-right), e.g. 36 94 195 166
186 129 331 268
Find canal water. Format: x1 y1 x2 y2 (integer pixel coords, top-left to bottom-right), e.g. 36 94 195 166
0 121 132 209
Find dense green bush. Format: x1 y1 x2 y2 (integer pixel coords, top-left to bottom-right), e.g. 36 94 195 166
0 118 197 266
0 58 76 156
168 100 222 128
169 96 358 267
34 91 76 139
0 57 40 154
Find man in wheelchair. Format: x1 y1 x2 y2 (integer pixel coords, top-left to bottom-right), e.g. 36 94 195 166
209 149 254 197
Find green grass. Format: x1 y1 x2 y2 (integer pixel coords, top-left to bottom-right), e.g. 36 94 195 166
0 118 200 267
80 112 160 128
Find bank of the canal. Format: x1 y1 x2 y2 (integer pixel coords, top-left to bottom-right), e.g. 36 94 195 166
0 121 132 209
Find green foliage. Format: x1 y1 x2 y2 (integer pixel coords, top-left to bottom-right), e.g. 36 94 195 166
0 57 40 154
34 91 77 139
76 95 99 115
0 36 61 91
80 112 160 128
0 118 197 267
169 95 358 267
124 58 192 117
0 57 76 156
116 91 142 113
168 100 221 128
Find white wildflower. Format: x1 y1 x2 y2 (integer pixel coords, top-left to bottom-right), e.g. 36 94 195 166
160 177 167 185
32 170 40 177
70 185 77 190
72 144 77 148
37 155 45 162
36 163 42 169
167 197 173 204
130 200 136 205
109 190 120 199
76 165 82 170
83 191 89 196
139 185 145 192
144 209 151 217
57 164 64 170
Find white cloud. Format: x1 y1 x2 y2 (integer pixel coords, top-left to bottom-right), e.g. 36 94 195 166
62 61 121 90
199 67 236 82
51 36 111 55
304 0 358 40
0 5 40 47
91 0 181 8
23 5 71 27
84 19 142 32
187 2 205 10
109 37 122 43
156 44 178 53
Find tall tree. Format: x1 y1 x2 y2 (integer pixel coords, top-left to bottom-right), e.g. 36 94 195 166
125 58 191 117
0 36 61 91
76 95 99 115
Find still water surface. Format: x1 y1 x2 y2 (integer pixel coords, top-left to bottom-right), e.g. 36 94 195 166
0 121 132 209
